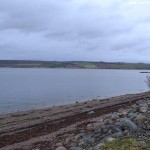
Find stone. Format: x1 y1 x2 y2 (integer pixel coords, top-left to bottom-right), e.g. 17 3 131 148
87 111 94 115
52 98 150 150
94 143 104 150
65 137 71 143
101 125 111 134
55 142 63 147
134 115 147 125
139 106 147 113
21 144 32 150
111 131 123 138
69 147 84 150
70 142 78 147
106 137 115 142
75 133 84 140
78 140 85 147
86 123 93 130
116 118 138 131
112 127 122 133
147 103 150 109
128 112 138 119
118 108 128 117
93 123 101 129
55 146 67 150
136 100 145 105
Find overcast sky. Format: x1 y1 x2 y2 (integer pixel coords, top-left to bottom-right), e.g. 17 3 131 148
0 0 150 62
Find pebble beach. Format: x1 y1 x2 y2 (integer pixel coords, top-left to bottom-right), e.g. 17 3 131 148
0 92 150 150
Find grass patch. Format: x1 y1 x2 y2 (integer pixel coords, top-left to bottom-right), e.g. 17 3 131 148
100 138 143 150
79 62 97 69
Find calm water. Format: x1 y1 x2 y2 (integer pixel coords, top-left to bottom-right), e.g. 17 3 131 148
0 68 148 113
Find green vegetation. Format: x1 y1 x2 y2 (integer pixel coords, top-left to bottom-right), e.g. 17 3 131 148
0 60 150 70
145 75 150 89
100 138 146 150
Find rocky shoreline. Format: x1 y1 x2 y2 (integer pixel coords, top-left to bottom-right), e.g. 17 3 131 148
0 92 150 150
54 97 150 150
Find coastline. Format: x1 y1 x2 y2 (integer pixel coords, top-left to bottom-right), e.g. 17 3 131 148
1 60 150 70
0 92 150 149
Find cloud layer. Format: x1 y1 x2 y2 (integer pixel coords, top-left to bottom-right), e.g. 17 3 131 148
0 0 150 62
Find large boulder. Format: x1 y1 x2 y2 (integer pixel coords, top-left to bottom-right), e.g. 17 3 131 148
116 118 138 131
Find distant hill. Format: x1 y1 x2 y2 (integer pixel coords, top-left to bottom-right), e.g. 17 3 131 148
0 60 150 70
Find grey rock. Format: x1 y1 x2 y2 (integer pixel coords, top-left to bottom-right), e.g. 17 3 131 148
69 147 84 150
55 146 67 150
116 118 138 131
87 111 94 115
111 131 123 138
139 106 147 113
118 108 128 117
136 100 145 105
75 133 84 140
101 125 110 134
87 148 94 150
82 136 95 145
53 99 150 150
78 140 85 147
86 123 93 130
55 142 63 147
105 137 115 142
70 142 78 147
147 103 150 109
128 112 138 119
94 142 104 150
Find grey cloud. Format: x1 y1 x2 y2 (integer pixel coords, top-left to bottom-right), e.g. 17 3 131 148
0 0 150 62
0 0 67 32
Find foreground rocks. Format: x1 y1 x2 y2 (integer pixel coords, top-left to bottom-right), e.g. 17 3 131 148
0 92 150 150
53 99 150 150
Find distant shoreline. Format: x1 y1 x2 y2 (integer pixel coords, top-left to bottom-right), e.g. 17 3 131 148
1 60 150 70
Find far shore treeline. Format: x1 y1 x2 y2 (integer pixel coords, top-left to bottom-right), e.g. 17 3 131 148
1 60 150 70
